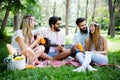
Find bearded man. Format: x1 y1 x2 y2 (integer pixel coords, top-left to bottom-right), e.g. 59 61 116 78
70 18 89 58
34 16 71 60
73 18 89 50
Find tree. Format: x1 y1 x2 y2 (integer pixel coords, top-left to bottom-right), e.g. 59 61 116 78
85 0 89 21
108 0 115 37
65 0 70 35
13 0 23 31
0 0 12 31
92 0 96 21
0 0 38 32
0 0 24 31
113 0 120 29
53 0 56 16
75 0 80 33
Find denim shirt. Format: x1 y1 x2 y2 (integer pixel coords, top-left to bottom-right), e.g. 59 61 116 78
72 30 89 50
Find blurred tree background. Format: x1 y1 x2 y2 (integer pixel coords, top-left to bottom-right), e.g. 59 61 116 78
0 0 120 37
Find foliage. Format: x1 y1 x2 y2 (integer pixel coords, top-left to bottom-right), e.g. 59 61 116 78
0 29 7 39
0 34 11 71
99 18 110 30
0 0 25 13
0 0 42 30
87 17 110 30
0 0 120 36
114 13 120 29
21 0 42 24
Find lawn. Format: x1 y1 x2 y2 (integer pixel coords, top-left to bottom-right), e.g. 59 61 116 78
0 27 120 80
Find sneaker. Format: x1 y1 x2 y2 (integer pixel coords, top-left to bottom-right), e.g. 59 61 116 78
73 66 86 72
87 65 97 71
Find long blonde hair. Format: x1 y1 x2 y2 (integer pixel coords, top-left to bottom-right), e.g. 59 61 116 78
20 15 34 45
87 21 103 51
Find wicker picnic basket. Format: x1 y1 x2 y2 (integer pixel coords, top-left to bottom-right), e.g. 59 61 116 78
5 44 26 70
7 55 26 70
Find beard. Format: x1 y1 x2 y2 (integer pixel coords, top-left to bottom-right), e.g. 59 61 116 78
80 27 88 34
54 26 60 32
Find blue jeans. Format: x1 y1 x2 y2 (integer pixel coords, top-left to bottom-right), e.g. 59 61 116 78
48 52 59 57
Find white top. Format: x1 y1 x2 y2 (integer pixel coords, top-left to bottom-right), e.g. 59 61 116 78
33 27 65 52
11 30 34 52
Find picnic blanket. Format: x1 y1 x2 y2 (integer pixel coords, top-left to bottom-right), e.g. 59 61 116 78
35 60 81 68
35 56 81 68
35 57 120 69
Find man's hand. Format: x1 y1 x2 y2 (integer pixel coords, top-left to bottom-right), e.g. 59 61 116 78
58 45 64 52
71 44 78 52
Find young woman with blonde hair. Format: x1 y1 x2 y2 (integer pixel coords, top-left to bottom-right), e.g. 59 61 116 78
11 15 53 65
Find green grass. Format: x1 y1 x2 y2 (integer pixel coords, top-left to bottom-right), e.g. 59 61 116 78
0 27 120 80
0 64 120 80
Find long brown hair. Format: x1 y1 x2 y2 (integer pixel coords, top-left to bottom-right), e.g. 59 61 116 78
20 15 34 45
87 21 102 51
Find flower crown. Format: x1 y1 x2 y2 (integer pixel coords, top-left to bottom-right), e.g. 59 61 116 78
23 15 34 20
90 21 99 26
30 16 34 20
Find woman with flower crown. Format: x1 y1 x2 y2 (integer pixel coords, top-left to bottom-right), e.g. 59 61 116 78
11 15 53 65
